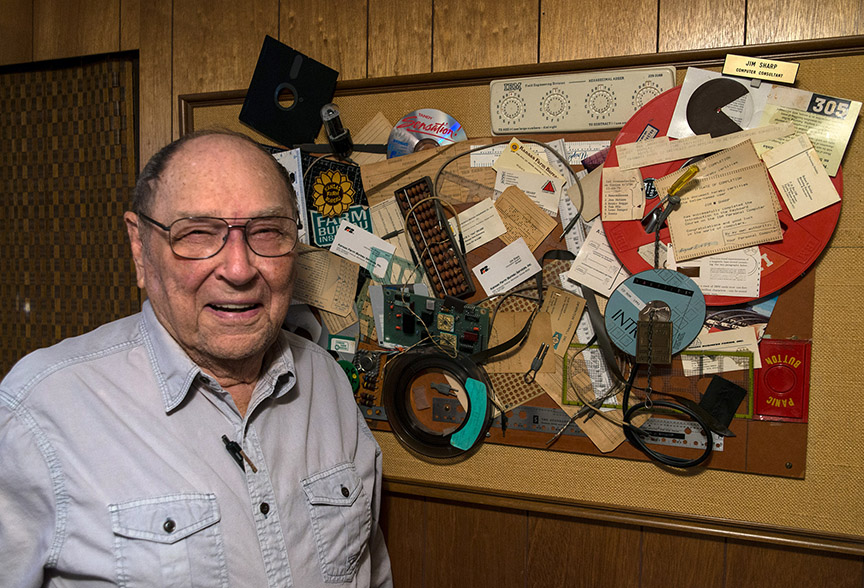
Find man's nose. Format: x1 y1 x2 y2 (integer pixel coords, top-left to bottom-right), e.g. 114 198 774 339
216 227 257 283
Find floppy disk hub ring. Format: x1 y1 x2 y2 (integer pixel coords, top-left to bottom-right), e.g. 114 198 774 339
274 83 299 111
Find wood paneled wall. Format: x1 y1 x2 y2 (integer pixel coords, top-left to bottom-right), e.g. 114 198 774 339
32 0 119 60
155 0 864 162
0 0 33 64
3 0 864 583
4 0 860 158
367 0 432 77
382 490 864 588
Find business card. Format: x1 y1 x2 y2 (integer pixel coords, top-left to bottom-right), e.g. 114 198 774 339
494 169 564 216
472 238 542 295
330 220 395 279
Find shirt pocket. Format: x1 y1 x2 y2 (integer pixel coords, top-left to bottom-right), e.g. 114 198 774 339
302 462 372 583
108 493 228 588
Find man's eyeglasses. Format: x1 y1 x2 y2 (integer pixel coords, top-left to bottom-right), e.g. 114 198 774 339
138 213 301 260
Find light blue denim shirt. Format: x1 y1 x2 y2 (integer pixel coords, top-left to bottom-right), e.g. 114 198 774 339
0 300 392 588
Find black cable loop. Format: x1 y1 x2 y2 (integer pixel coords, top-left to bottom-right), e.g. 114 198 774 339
431 139 585 241
423 135 712 468
613 201 714 467
621 364 714 468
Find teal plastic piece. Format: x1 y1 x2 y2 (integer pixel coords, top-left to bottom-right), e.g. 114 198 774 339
450 378 488 451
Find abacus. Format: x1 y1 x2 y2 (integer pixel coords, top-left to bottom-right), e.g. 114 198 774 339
394 177 475 299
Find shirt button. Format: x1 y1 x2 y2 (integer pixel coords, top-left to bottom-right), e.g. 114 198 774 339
341 486 350 497
163 518 176 533
260 502 270 515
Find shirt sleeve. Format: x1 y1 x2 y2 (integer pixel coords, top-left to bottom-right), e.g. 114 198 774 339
0 403 60 588
369 524 393 588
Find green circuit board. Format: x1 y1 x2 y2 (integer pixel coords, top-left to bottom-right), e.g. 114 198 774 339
381 289 490 355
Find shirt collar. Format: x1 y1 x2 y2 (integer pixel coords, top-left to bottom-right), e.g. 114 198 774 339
140 300 296 413
257 332 297 400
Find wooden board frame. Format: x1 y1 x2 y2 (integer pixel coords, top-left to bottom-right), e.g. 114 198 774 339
178 36 864 136
176 36 864 542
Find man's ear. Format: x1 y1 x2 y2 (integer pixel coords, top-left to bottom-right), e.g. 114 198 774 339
124 211 148 289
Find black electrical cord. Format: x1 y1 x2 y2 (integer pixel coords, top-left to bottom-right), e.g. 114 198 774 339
620 364 714 468
430 139 586 241
612 165 713 469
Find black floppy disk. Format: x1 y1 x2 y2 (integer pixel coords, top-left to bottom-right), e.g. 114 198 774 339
239 36 339 147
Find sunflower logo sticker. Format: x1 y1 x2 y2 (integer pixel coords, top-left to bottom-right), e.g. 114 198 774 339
301 156 371 247
311 169 355 217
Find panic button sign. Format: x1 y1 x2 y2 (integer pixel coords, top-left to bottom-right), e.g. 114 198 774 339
755 339 811 422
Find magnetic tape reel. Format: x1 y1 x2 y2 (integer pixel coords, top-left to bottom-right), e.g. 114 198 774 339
602 86 843 306
381 349 494 460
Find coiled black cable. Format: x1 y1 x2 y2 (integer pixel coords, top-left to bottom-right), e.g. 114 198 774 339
621 364 714 468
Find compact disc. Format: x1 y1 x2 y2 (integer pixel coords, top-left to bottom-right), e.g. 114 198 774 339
387 109 468 158
605 269 706 357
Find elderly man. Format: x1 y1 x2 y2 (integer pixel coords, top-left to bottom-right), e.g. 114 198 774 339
0 131 393 587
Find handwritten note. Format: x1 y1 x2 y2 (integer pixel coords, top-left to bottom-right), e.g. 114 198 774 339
601 166 644 221
494 186 557 252
667 164 782 262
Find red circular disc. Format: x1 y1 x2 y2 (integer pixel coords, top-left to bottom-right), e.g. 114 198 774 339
602 86 843 306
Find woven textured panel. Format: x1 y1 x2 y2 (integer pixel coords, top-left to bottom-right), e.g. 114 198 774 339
479 259 571 411
375 120 864 536
0 58 140 375
189 54 864 537
362 58 864 538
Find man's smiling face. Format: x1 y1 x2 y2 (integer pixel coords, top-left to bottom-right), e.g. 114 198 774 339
126 134 297 373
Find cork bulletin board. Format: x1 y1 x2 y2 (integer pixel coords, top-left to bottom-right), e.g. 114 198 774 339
179 40 864 538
